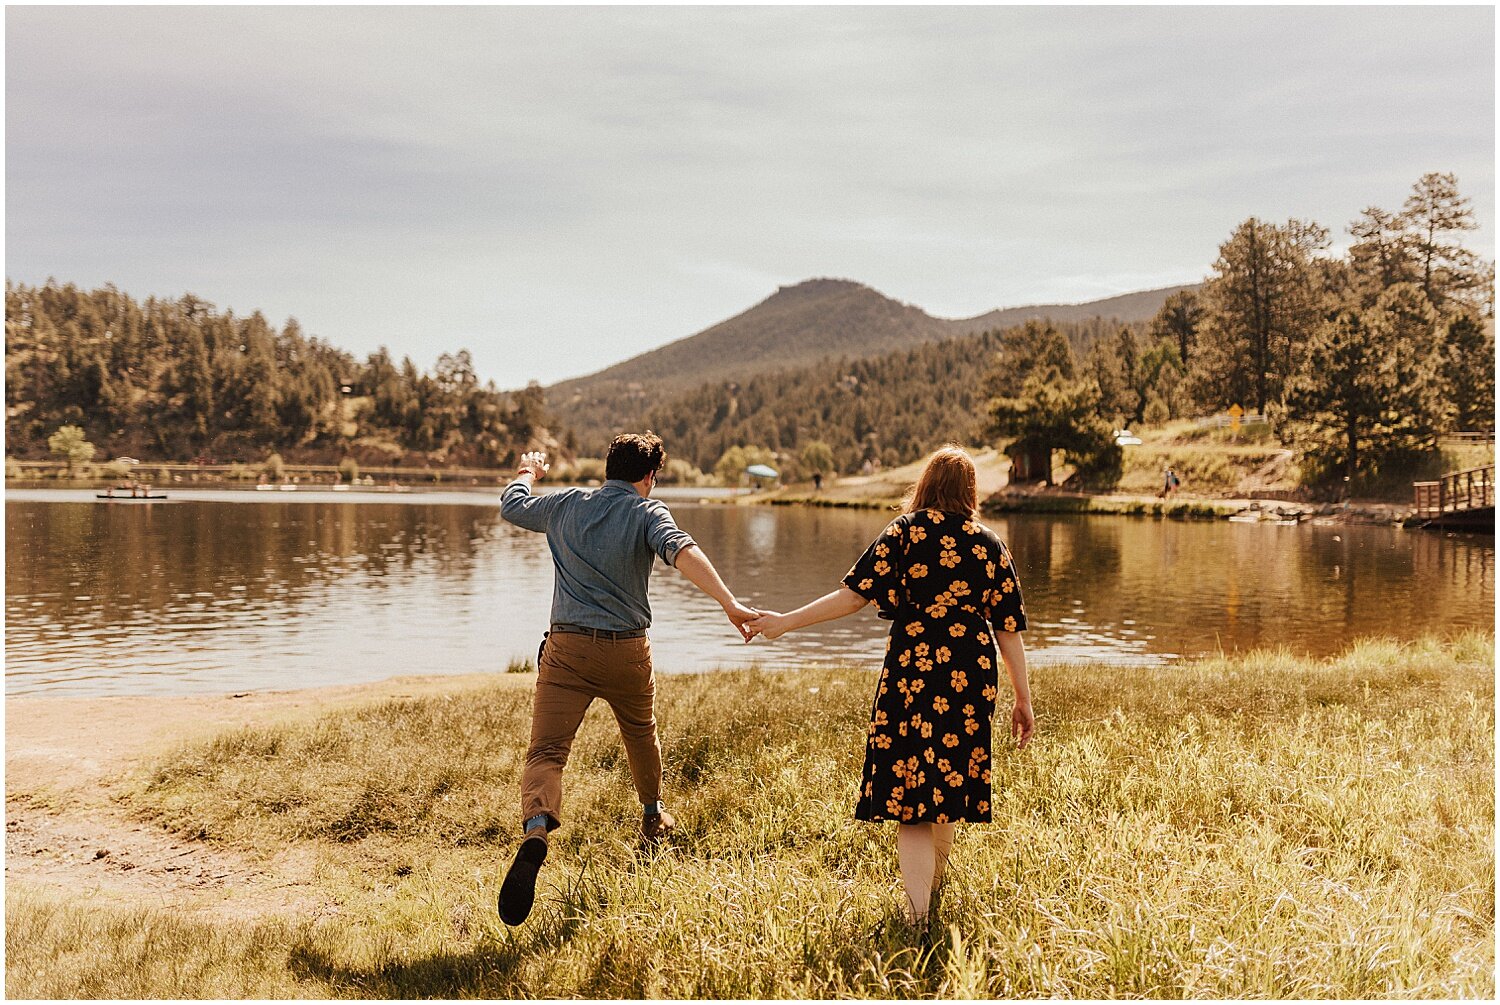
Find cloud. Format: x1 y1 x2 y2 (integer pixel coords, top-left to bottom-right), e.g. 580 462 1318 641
6 5 1493 386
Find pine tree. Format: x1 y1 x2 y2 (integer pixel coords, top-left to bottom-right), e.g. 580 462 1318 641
1189 218 1331 413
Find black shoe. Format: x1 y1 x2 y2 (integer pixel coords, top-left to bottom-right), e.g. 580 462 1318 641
498 835 548 926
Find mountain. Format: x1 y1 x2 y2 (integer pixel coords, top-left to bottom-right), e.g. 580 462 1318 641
548 278 1198 452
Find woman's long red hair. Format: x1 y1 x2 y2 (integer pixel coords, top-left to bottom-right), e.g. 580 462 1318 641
901 445 978 516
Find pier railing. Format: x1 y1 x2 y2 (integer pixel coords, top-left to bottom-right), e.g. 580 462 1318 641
1413 464 1495 520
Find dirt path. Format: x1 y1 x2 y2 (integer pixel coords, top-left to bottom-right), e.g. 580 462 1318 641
5 673 528 919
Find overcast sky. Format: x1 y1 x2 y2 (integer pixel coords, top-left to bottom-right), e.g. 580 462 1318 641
6 5 1494 387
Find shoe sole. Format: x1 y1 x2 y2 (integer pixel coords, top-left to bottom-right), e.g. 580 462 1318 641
498 835 548 926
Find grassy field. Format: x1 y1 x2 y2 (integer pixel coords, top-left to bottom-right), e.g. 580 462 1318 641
6 635 1494 998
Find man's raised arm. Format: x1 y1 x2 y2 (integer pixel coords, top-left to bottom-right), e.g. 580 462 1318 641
500 450 562 532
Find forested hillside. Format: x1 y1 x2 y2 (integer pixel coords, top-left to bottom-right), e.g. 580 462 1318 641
550 278 1190 451
642 319 1121 474
4 281 557 467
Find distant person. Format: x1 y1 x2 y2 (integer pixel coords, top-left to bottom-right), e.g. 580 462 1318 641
747 446 1033 939
1161 467 1179 499
496 432 760 927
813 471 824 492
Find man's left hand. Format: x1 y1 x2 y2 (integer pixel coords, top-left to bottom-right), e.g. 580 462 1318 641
725 600 761 642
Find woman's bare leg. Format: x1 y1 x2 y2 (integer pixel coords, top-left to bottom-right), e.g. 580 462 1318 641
896 823 936 924
931 822 957 894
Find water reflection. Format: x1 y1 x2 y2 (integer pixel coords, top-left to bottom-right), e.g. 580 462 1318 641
4 491 1493 696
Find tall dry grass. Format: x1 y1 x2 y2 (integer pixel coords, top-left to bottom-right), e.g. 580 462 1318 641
6 634 1492 998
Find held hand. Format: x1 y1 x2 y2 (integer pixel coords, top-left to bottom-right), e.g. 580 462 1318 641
1011 701 1035 749
518 451 550 480
724 600 761 642
745 612 790 641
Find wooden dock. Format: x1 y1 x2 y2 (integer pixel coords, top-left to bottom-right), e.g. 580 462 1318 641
1413 464 1495 530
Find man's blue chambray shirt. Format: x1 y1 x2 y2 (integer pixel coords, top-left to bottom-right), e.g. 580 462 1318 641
500 478 697 632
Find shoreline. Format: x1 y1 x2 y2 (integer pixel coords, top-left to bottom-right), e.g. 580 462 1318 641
736 484 1422 526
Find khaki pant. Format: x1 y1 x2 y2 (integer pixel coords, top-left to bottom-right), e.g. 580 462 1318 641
520 631 661 831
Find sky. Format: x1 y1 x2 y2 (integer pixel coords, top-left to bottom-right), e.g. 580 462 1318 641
5 4 1495 388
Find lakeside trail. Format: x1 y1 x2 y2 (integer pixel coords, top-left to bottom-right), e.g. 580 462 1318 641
5 674 528 924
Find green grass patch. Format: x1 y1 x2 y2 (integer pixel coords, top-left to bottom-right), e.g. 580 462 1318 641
10 635 1493 998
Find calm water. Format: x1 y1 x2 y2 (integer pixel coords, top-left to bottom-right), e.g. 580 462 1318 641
4 488 1494 696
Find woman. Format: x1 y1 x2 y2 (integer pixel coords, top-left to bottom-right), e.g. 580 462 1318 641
746 446 1033 931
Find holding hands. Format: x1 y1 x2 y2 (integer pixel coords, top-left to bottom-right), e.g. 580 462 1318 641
745 611 789 640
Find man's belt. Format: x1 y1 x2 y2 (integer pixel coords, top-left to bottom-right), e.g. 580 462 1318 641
549 623 648 641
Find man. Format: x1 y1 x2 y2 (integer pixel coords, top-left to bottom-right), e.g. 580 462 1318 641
496 432 759 926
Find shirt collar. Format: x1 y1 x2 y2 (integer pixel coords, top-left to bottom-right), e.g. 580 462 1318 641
600 479 639 494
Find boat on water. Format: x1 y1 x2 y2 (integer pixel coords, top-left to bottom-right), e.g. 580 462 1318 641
97 485 168 501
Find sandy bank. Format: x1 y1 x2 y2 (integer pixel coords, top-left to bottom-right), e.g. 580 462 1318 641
5 672 531 918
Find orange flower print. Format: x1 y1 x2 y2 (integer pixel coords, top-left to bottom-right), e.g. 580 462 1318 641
936 646 951 664
908 524 927 543
932 695 950 714
911 712 924 730
915 642 930 657
875 542 890 558
945 771 964 787
898 721 909 736
977 631 990 645
949 622 967 638
982 684 998 702
962 520 977 534
915 657 934 674
1003 616 1018 632
859 578 874 591
972 543 989 560
936 812 949 824
905 621 925 636
887 589 899 608
921 722 933 739
874 710 889 727
903 806 915 822
963 703 975 716
909 563 928 579
948 580 970 598
998 550 1010 568
1001 577 1015 594
981 768 992 784
977 800 989 814
873 560 890 576
874 734 891 749
925 603 949 619
939 550 960 569
942 732 960 748
898 649 911 667
886 521 903 538
941 535 957 549
923 747 935 763
937 758 952 773
926 510 944 523
909 678 925 695
951 669 969 691
932 788 944 805
985 561 996 579
964 718 979 735
977 655 991 671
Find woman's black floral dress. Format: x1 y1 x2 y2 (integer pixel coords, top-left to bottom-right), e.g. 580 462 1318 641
842 508 1027 824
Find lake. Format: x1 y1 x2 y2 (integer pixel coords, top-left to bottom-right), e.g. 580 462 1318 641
4 488 1493 696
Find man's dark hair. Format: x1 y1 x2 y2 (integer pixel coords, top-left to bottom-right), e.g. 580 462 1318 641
605 431 667 483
